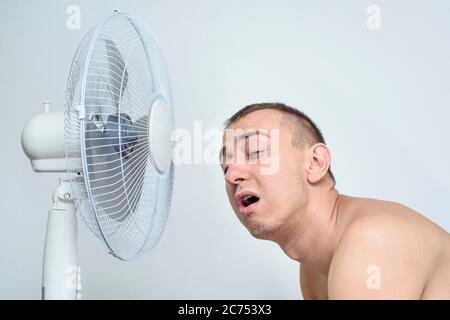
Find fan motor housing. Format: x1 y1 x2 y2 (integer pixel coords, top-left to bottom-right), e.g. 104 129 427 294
21 107 66 172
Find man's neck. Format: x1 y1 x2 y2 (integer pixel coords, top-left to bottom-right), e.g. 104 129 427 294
276 187 340 276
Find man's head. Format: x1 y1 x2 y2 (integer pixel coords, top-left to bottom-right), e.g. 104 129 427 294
220 102 335 241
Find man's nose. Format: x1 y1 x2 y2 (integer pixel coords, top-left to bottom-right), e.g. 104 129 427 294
225 163 250 185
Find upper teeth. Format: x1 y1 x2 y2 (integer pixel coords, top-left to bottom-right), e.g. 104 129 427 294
243 195 252 201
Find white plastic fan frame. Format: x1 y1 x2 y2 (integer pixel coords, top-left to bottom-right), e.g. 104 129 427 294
66 11 174 261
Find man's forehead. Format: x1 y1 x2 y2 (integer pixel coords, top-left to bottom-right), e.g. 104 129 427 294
223 109 284 139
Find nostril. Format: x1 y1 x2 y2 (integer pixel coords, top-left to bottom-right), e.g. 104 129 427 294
224 164 250 183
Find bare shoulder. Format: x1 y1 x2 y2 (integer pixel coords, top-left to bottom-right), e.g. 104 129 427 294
328 197 450 299
338 197 448 249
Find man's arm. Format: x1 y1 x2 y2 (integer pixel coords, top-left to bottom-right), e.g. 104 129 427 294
328 216 426 300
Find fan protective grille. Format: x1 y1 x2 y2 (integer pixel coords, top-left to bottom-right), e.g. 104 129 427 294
65 12 174 261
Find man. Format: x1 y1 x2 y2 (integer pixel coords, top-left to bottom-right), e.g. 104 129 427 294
220 102 450 300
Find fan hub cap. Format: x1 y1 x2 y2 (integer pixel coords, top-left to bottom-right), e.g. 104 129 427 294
149 98 172 173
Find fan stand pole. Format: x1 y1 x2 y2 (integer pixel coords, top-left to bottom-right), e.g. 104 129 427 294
42 178 80 300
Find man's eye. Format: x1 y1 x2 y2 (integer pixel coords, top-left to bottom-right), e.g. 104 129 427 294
223 167 228 175
248 150 265 159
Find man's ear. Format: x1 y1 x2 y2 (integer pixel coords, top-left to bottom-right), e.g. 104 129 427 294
306 143 331 184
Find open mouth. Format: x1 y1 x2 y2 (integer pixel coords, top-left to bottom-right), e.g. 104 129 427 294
235 192 260 215
241 195 259 207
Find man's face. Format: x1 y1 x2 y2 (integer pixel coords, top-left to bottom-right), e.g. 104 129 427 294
220 110 309 240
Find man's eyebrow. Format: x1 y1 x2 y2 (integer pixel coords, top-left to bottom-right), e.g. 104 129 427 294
236 129 271 140
220 130 271 163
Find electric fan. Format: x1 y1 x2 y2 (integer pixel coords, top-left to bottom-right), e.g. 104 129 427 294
21 11 174 299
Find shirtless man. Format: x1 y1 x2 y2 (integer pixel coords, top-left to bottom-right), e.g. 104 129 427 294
220 102 450 300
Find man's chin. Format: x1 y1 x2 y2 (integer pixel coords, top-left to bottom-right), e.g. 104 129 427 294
247 222 279 240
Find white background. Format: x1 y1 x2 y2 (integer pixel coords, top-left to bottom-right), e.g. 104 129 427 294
0 0 449 299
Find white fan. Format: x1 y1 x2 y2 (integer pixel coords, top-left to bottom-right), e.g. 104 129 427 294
21 11 174 299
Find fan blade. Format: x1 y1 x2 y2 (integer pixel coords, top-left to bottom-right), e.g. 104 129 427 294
103 39 128 107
